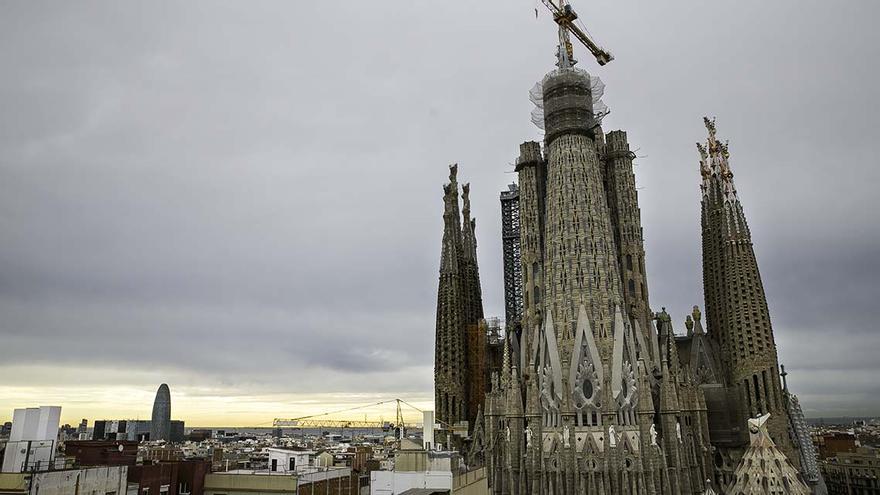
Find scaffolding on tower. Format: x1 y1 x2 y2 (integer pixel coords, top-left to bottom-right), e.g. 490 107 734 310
500 184 523 330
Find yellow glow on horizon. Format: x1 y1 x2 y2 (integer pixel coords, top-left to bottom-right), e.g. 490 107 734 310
0 385 434 427
0 362 434 427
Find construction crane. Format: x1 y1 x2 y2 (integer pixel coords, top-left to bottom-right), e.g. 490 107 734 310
272 398 426 436
539 0 613 67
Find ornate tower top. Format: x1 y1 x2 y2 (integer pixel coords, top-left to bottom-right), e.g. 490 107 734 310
699 118 750 240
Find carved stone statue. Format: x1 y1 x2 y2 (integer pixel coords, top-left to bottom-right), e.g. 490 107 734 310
676 420 683 444
563 425 571 448
658 307 671 325
540 365 558 415
525 425 533 448
505 425 511 443
650 424 658 447
692 305 701 322
608 424 617 448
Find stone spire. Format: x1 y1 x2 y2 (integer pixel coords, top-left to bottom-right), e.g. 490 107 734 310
539 67 628 432
700 117 750 241
435 165 487 430
435 164 467 425
515 141 545 372
699 118 794 457
686 306 719 385
657 307 681 377
602 129 654 365
460 183 484 325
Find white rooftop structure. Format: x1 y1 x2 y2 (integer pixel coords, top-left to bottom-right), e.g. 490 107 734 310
2 406 62 473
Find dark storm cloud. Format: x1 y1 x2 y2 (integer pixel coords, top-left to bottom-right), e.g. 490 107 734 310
0 1 877 416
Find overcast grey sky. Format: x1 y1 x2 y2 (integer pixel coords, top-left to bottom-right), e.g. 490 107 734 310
1 1 877 424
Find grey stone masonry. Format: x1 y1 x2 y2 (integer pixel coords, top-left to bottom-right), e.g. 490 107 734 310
515 141 545 372
602 130 656 369
476 68 708 495
435 165 468 425
698 118 796 466
434 164 486 429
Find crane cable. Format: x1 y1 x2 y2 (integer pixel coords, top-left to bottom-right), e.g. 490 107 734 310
282 398 426 424
274 398 463 430
288 398 400 422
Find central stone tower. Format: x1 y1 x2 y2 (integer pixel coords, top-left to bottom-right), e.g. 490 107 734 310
539 66 629 430
474 62 712 494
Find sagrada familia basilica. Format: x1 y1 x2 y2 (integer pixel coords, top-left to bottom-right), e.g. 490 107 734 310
433 26 824 495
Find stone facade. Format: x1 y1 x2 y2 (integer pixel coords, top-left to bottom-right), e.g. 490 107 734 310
682 118 802 487
468 67 712 495
699 117 790 437
445 63 819 492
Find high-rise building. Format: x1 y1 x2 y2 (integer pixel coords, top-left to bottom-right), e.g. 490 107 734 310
170 420 185 443
76 418 89 440
151 384 172 442
92 420 107 441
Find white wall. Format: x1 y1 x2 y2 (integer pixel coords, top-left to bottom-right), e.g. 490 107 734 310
422 411 434 450
8 406 61 442
266 449 311 474
37 407 61 442
2 440 56 473
31 466 128 495
2 406 61 473
297 467 351 487
369 470 453 495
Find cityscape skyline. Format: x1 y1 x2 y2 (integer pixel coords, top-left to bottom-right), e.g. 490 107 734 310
1 1 878 425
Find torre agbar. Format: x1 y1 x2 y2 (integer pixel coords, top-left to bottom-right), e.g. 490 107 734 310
433 63 823 493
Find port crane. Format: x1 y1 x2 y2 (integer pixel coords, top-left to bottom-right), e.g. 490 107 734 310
272 398 427 433
538 0 613 67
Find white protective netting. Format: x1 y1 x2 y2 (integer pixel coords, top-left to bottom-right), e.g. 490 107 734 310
529 68 609 131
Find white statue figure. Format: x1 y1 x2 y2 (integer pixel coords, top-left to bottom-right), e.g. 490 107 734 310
608 424 618 448
525 426 533 448
563 425 571 448
505 425 511 443
676 420 683 444
650 423 658 447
